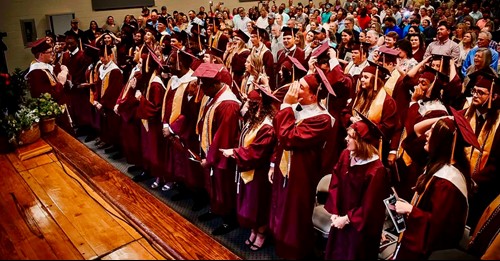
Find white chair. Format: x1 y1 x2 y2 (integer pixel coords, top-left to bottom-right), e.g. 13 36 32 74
312 174 332 239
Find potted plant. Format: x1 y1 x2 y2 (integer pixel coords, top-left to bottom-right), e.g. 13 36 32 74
14 105 40 146
0 68 30 152
34 93 64 133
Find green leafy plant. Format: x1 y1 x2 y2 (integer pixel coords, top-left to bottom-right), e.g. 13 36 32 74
34 93 64 119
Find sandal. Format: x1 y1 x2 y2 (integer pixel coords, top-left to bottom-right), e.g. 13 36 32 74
249 233 266 251
245 231 256 246
151 178 161 189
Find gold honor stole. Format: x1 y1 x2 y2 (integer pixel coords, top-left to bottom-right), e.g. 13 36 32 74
240 117 273 184
209 31 222 50
43 69 58 87
383 70 400 97
142 72 165 132
200 86 241 154
161 71 194 125
465 110 500 175
353 87 386 124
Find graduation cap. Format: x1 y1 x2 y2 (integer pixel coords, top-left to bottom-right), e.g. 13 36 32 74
467 69 500 109
171 30 189 43
121 23 137 34
311 41 330 58
144 24 158 38
315 66 336 97
254 82 282 103
378 46 400 64
250 26 268 40
247 89 262 102
449 107 482 162
352 109 385 158
419 65 449 99
29 38 52 55
170 45 200 70
83 43 99 57
205 46 225 59
146 45 164 70
362 61 391 91
233 29 250 43
431 54 452 73
98 44 113 57
158 16 167 26
192 63 232 86
351 41 369 58
283 55 307 82
282 26 299 38
56 34 66 43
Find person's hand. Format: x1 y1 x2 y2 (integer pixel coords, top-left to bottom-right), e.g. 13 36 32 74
219 148 235 158
308 56 318 70
268 166 274 184
94 102 102 110
350 115 362 123
284 80 302 105
332 215 350 229
201 159 208 168
113 104 120 115
372 50 380 63
387 153 396 166
162 126 171 137
135 90 142 100
395 200 413 215
411 86 424 102
330 214 339 224
328 48 337 59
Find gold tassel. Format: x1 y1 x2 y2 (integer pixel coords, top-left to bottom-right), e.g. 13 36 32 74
104 45 108 58
355 79 361 93
374 66 379 91
439 56 444 73
488 81 494 109
378 137 383 160
176 50 180 70
292 67 295 82
450 130 457 163
145 53 150 74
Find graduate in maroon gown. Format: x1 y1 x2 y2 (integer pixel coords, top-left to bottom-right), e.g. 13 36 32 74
61 35 92 134
275 27 305 86
160 48 198 192
220 86 279 251
91 45 123 149
225 30 250 91
393 109 479 260
249 26 275 90
324 112 391 260
133 48 167 183
26 38 73 134
114 63 143 170
269 74 334 259
193 63 242 236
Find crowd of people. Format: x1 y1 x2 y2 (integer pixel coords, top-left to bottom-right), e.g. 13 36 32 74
24 0 500 259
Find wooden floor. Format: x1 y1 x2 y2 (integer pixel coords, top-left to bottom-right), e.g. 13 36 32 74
0 127 240 260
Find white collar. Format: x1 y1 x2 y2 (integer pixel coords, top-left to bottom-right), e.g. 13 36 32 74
99 61 120 79
349 151 380 166
170 69 196 90
27 61 54 77
293 103 334 126
70 47 80 56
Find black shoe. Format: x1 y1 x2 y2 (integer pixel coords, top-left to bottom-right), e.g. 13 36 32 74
104 146 119 154
198 211 216 222
132 171 151 182
84 135 96 143
127 165 142 173
212 222 238 235
110 152 123 160
191 199 207 212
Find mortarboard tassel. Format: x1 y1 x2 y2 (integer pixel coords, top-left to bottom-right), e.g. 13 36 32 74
378 136 383 160
292 66 295 82
488 80 494 109
374 66 379 91
176 50 180 71
439 56 444 73
450 129 457 163
145 53 150 73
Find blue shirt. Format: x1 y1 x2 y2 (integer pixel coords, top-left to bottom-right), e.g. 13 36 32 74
384 25 403 39
461 46 499 77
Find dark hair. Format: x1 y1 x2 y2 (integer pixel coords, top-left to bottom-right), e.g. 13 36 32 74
396 39 413 57
415 118 471 195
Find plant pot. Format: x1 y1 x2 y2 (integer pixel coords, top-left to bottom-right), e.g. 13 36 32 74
40 118 56 133
18 123 41 146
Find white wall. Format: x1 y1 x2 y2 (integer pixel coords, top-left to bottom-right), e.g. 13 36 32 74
0 0 263 72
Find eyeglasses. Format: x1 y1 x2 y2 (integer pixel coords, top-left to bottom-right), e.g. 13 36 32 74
471 88 489 96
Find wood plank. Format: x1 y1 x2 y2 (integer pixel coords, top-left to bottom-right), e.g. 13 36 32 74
26 162 138 258
45 127 241 260
6 153 27 172
137 238 172 260
100 240 163 260
0 155 83 260
16 138 53 161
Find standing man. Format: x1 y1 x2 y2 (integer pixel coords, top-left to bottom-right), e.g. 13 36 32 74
276 26 305 85
194 63 242 236
249 26 275 90
423 22 460 66
269 73 334 259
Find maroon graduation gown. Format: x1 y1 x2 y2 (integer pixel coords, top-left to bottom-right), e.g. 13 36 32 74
136 79 166 178
269 106 334 260
324 149 391 260
233 122 276 229
275 47 306 86
230 49 251 89
198 92 241 216
116 69 142 166
62 49 92 127
396 175 468 260
95 68 123 146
